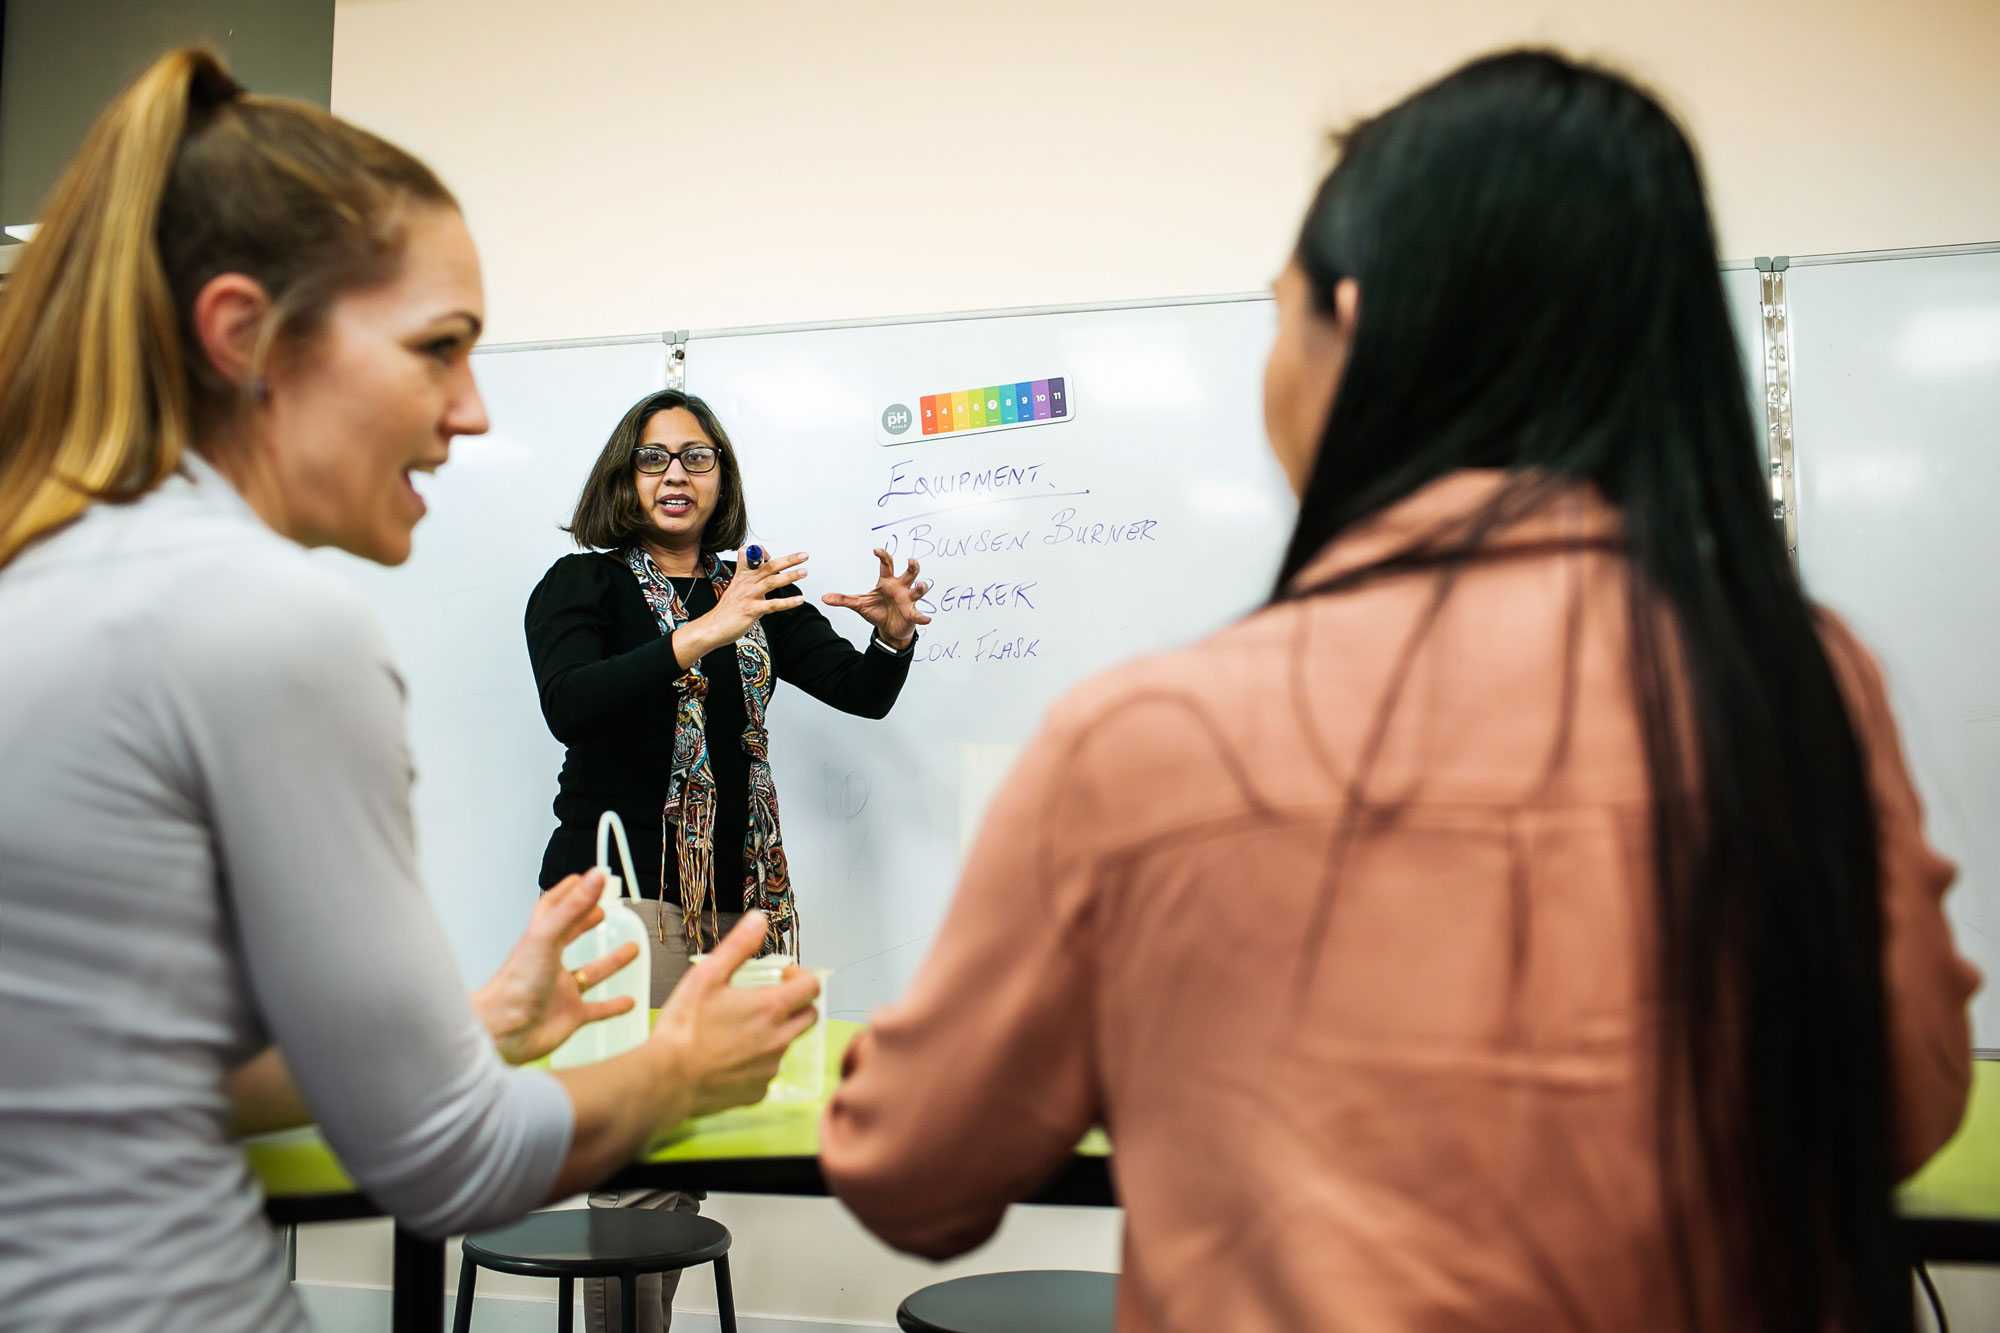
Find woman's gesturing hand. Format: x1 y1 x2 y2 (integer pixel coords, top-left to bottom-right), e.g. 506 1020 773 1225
472 870 642 1066
672 548 809 668
821 549 931 650
541 909 820 1198
650 911 821 1118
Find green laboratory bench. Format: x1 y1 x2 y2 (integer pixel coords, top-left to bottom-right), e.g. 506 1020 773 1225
250 1029 1996 1333
252 1020 1109 1332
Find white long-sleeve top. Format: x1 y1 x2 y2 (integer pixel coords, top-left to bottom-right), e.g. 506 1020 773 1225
0 455 572 1332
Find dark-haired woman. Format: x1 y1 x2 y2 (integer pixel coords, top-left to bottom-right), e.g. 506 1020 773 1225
526 389 925 1333
823 51 1978 1333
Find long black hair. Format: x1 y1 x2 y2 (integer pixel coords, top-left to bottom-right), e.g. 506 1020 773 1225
1275 52 1904 1332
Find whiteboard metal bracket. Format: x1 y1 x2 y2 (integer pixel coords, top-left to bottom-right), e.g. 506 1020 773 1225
1754 257 1798 566
666 329 689 391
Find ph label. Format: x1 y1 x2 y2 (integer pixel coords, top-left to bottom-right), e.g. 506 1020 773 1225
877 376 1073 447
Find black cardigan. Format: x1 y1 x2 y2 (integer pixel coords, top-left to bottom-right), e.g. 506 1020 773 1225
525 551 912 910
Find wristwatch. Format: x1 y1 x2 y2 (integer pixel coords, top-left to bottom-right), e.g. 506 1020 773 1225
871 631 917 657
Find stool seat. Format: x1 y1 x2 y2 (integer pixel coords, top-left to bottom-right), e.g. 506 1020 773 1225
462 1209 731 1279
897 1270 1117 1333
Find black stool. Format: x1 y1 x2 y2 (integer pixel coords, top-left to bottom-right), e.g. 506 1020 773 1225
896 1270 1116 1333
452 1209 736 1333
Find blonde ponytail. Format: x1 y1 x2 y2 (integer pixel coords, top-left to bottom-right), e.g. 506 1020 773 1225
0 48 454 570
0 50 224 567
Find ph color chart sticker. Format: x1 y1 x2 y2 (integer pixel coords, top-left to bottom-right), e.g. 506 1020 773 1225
875 377 1071 447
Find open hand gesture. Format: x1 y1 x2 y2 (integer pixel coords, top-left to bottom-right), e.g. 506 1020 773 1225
471 871 643 1066
706 549 811 644
673 548 810 667
821 549 931 649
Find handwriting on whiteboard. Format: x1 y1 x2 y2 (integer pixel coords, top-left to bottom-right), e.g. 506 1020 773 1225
870 458 1091 532
876 460 1050 507
869 459 1164 668
915 632 1042 664
882 510 1161 560
921 582 1039 614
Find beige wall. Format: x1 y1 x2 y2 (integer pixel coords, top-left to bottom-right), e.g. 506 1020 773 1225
332 0 2000 345
313 3 2000 1324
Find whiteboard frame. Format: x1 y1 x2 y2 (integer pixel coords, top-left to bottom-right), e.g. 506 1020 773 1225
471 330 675 357
465 247 1999 359
1774 239 2000 268
471 291 1273 358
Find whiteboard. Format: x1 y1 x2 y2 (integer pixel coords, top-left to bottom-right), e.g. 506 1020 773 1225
319 339 668 982
1786 246 2000 1046
305 263 1921 1028
683 298 1294 1018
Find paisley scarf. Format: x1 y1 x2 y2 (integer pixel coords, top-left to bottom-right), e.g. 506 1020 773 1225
624 547 797 958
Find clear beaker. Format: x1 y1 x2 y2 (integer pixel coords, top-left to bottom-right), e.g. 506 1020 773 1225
693 954 832 1103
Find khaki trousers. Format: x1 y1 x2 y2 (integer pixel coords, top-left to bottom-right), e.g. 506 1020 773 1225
582 1188 703 1333
626 904 742 1008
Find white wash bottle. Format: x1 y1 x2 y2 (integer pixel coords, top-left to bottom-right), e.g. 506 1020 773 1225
549 811 653 1069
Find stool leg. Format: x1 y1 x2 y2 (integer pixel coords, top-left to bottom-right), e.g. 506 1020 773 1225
450 1256 476 1333
557 1276 574 1333
619 1273 638 1333
713 1255 737 1333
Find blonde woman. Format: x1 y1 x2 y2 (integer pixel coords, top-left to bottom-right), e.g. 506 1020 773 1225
0 51 818 1332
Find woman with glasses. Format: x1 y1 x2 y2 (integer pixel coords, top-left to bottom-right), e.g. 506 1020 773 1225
525 389 926 1333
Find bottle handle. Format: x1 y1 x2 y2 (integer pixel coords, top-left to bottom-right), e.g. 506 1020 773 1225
595 810 641 901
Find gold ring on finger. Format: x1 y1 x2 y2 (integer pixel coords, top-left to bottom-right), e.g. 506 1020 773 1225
573 968 590 991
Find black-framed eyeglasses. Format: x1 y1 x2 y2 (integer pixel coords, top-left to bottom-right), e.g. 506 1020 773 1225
633 444 719 475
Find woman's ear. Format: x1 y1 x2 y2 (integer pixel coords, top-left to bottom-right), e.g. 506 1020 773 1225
189 273 274 395
1333 276 1360 340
